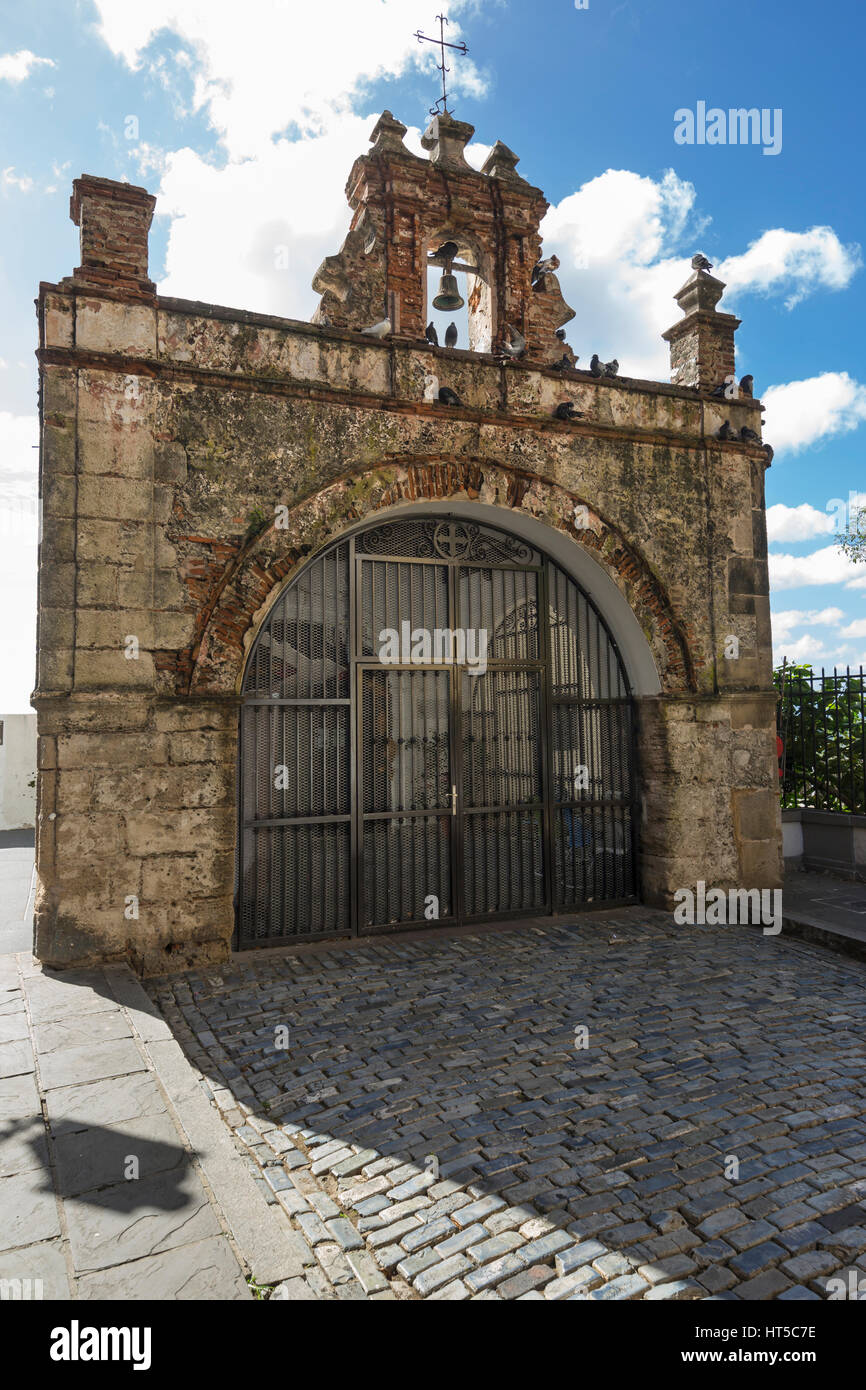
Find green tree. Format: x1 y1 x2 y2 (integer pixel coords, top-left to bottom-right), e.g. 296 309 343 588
837 503 866 563
775 662 866 813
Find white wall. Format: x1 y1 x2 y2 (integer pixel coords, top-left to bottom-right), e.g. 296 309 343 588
0 713 37 830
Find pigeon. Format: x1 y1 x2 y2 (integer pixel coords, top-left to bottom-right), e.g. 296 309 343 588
603 359 619 378
740 426 761 444
445 322 458 349
692 253 713 272
590 354 603 377
556 328 567 342
426 321 439 347
710 381 731 399
498 323 526 360
739 374 754 398
362 317 391 338
555 402 584 422
316 311 332 328
763 442 775 464
553 353 574 372
718 420 737 441
532 254 560 284
432 240 460 263
438 386 462 407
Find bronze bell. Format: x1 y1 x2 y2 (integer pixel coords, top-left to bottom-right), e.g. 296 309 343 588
433 272 465 312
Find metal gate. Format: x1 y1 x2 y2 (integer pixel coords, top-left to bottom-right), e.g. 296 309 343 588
236 515 637 947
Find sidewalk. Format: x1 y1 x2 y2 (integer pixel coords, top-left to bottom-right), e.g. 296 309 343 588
782 870 866 962
0 830 35 956
0 952 320 1299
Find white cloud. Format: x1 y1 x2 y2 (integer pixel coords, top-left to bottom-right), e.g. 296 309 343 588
92 0 485 160
769 544 865 591
840 618 866 639
771 607 845 642
542 168 707 378
2 167 35 194
0 50 55 83
766 502 836 543
719 227 861 310
762 372 866 453
775 632 835 665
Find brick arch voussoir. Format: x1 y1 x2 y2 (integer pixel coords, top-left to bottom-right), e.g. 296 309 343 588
182 458 697 696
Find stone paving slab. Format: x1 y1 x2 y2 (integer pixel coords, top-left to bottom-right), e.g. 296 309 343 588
75 1234 250 1300
145 906 866 1301
0 952 286 1301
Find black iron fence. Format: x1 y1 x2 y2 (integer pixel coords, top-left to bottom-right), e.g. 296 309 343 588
775 663 866 814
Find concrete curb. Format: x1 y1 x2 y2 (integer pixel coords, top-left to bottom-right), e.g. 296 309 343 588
105 965 309 1285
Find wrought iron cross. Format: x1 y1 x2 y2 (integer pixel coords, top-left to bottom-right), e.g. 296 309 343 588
414 14 468 117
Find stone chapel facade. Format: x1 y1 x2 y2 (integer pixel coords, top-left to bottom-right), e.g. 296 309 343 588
33 109 782 973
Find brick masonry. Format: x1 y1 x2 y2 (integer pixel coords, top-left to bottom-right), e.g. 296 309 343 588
33 109 783 972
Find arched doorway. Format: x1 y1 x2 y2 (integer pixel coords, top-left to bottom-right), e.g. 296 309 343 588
236 513 637 947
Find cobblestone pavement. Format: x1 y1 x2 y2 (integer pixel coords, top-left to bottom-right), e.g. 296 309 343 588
147 909 866 1302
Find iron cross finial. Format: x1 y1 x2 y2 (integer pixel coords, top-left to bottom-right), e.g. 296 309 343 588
414 14 469 117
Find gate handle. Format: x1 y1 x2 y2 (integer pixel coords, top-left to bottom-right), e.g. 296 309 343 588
451 784 457 815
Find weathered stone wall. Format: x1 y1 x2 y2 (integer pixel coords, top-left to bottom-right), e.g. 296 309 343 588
33 157 783 974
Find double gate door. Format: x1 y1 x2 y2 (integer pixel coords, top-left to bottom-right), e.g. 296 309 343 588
237 517 636 946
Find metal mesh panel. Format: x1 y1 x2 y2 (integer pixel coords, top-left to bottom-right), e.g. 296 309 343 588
463 810 545 915
242 704 349 821
238 543 352 945
551 701 633 804
554 805 634 907
362 670 450 814
241 823 350 941
459 566 539 662
362 816 452 928
549 564 627 700
360 560 449 659
462 670 542 809
243 542 349 700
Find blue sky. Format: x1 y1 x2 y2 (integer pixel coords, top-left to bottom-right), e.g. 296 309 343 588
0 0 863 709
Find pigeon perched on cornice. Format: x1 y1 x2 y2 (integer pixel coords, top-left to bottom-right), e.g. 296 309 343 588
362 318 392 338
556 327 567 341
739 374 754 397
438 386 462 407
603 359 619 378
426 321 439 347
718 420 737 441
740 426 761 444
445 322 458 349
554 354 575 372
710 381 731 399
555 402 584 421
498 324 526 360
532 255 560 285
692 253 713 272
590 354 603 377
